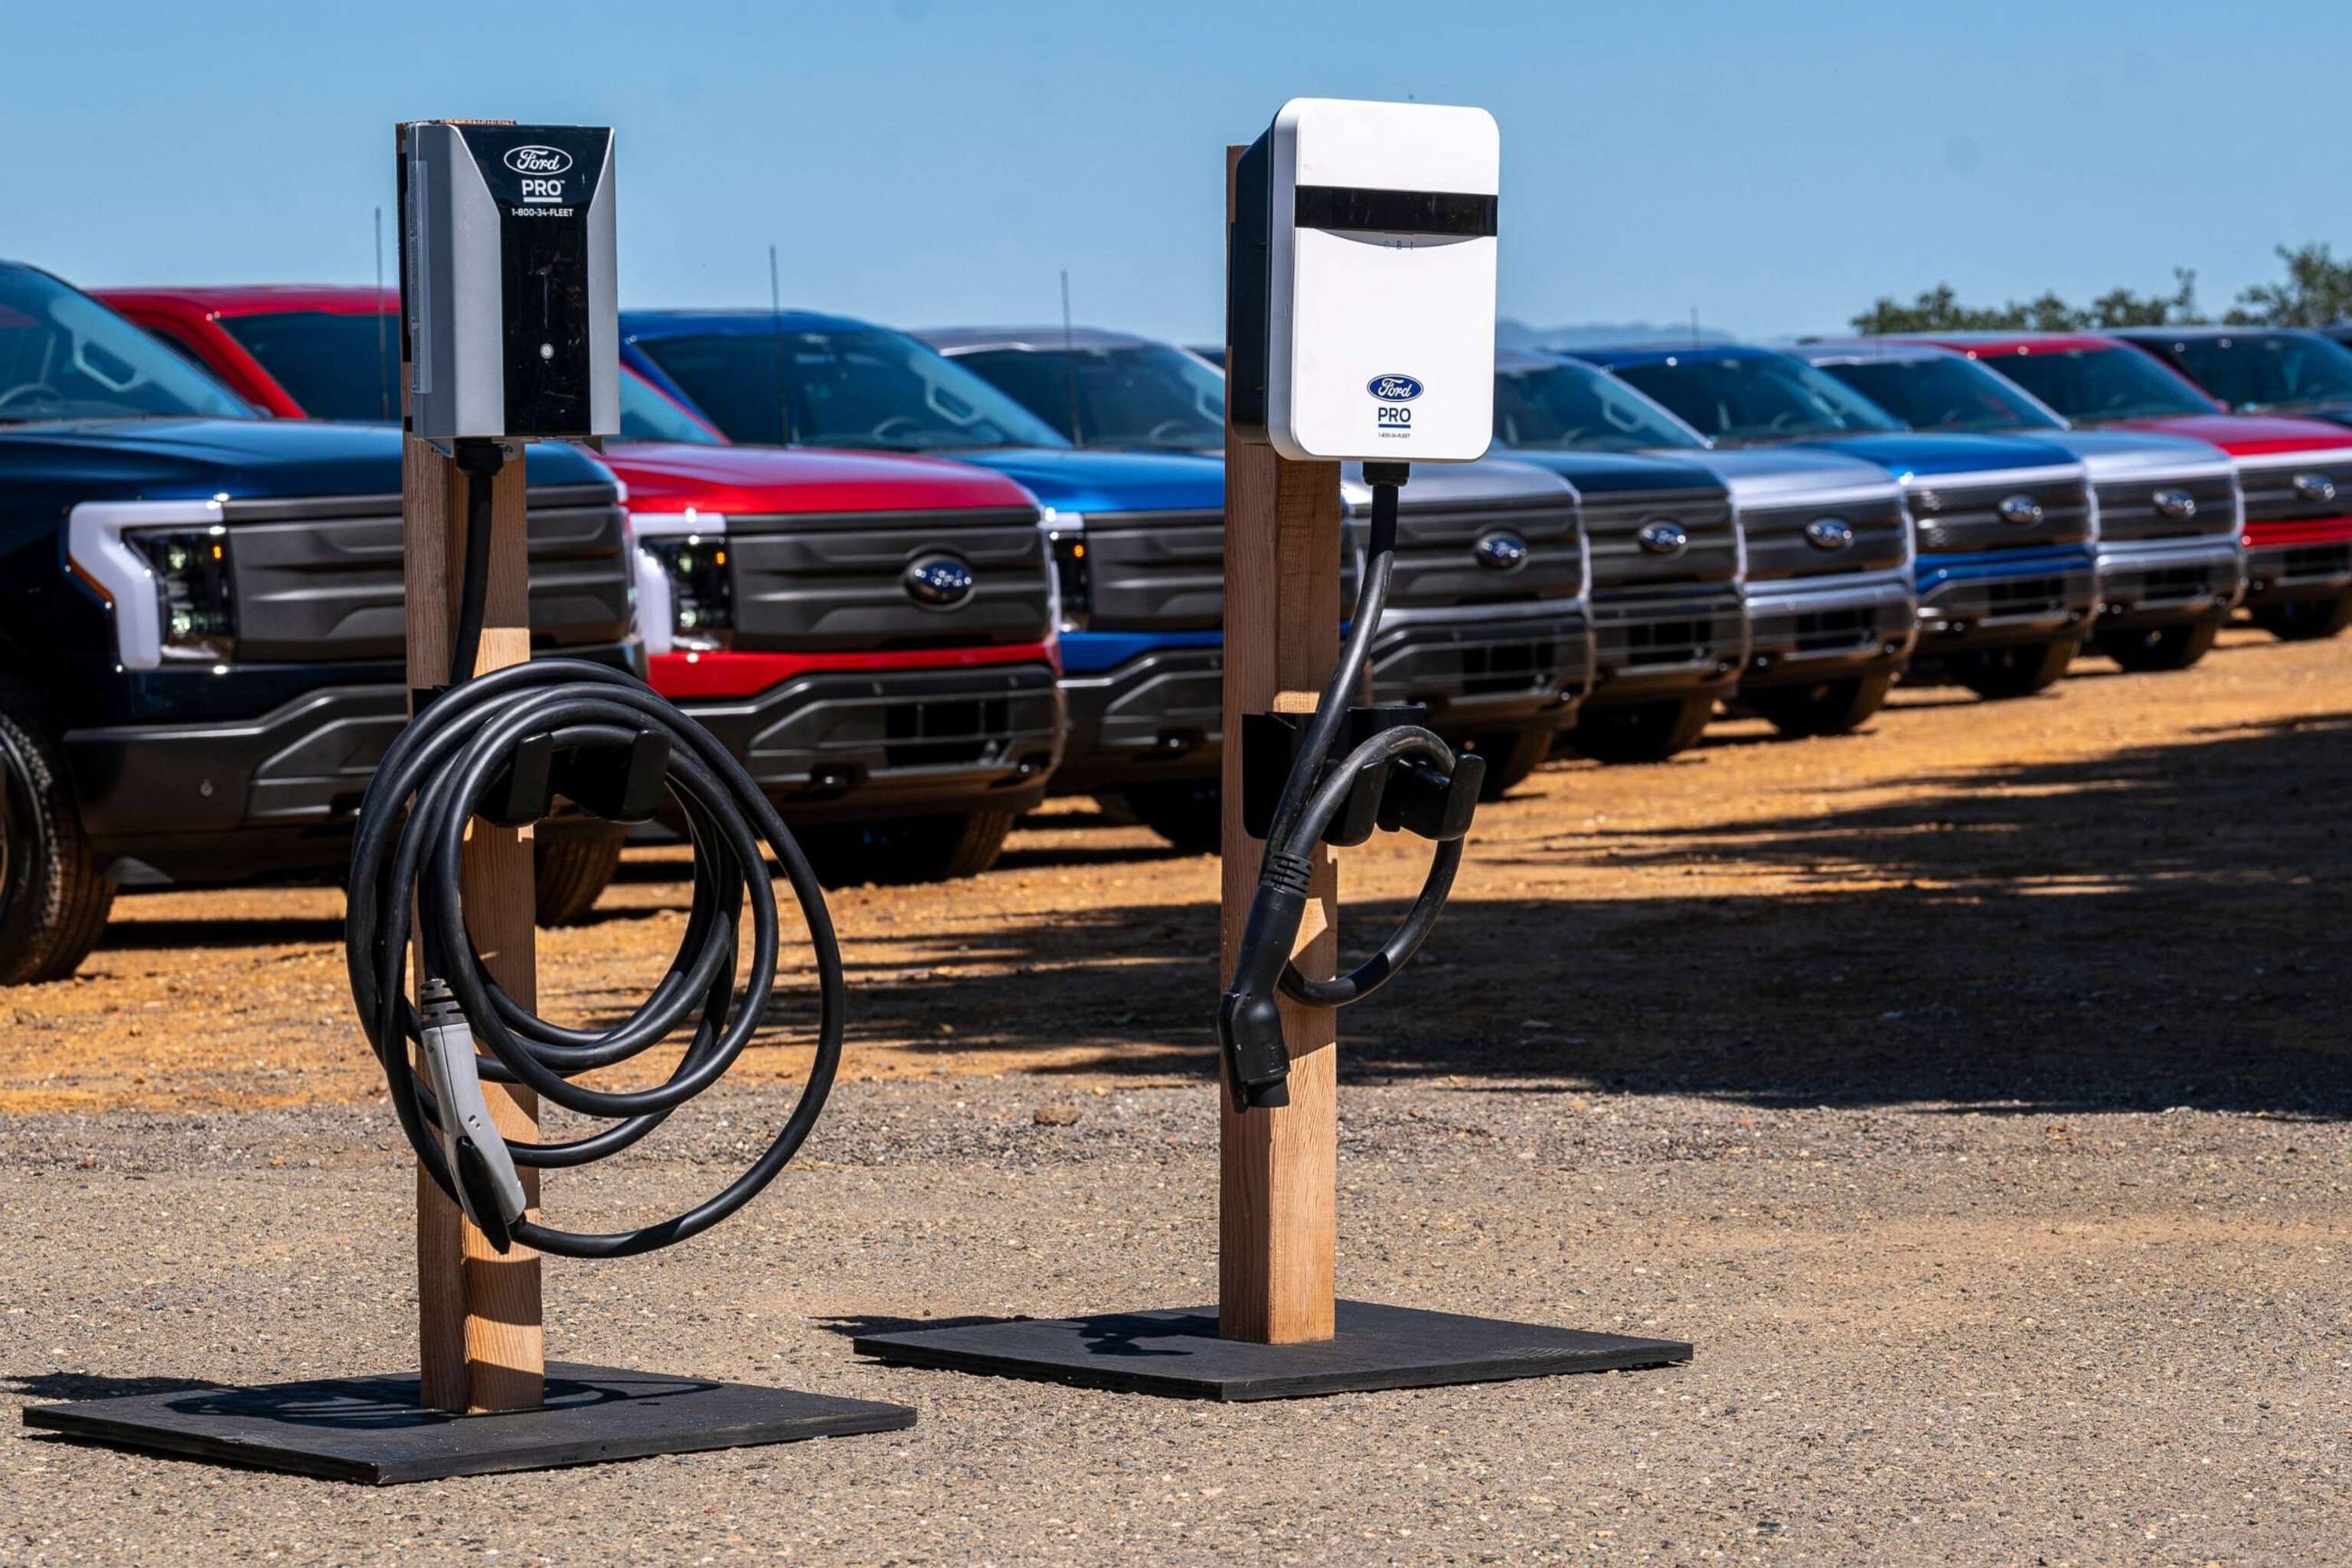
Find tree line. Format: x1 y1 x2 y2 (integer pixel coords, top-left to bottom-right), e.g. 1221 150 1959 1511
1851 243 2352 335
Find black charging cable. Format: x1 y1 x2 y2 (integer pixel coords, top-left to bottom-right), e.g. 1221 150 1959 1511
1216 462 1484 1110
345 439 844 1259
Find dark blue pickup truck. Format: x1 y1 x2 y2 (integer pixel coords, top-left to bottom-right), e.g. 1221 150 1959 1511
0 262 636 983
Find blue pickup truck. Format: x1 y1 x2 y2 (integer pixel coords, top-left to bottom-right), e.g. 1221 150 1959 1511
0 261 637 982
1579 344 2099 698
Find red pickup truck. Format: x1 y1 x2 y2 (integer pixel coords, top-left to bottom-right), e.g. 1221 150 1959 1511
1902 332 2352 640
104 286 1064 899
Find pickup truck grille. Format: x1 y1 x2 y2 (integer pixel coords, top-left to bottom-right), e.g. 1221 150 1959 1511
2092 472 2239 544
1740 494 1908 582
1381 494 1584 607
727 505 1050 652
1081 509 1361 631
221 482 630 662
1582 487 1739 591
2237 454 2352 524
1906 474 2092 555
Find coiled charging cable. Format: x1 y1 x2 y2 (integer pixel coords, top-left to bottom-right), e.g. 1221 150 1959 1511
1216 461 1483 1110
345 441 844 1259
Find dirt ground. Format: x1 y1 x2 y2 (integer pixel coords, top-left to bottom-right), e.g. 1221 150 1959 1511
1 626 2348 1563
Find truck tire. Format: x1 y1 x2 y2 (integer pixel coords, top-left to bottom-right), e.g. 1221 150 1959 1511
1463 726 1556 799
533 828 625 927
2250 595 2352 642
0 707 115 986
1746 671 1896 738
1567 694 1715 764
1119 779 1223 854
2095 619 2219 672
1953 638 2076 700
804 808 1017 887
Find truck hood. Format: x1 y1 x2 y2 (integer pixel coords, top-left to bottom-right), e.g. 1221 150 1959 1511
1783 431 2082 480
954 447 1225 516
1338 456 1575 512
0 416 610 499
1666 445 1900 509
2110 412 2352 458
608 440 1037 516
2033 428 2236 484
1487 448 1729 497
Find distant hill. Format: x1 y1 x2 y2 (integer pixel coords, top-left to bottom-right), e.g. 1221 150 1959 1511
1496 318 1742 352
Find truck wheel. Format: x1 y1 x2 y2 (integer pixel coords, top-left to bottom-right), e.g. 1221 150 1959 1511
805 809 1017 887
1463 727 1556 799
533 828 625 927
1119 780 1222 854
1746 671 1896 738
0 707 115 986
1567 694 1715 764
2250 595 2352 642
1953 638 2076 700
2095 619 2219 672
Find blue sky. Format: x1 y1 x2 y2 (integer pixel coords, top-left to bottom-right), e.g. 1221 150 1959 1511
7 0 2347 342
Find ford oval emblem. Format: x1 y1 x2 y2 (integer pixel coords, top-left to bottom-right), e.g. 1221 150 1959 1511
1473 530 1529 571
1367 374 1424 403
903 554 975 608
1996 492 2045 528
1803 516 1855 551
503 145 574 176
2152 486 2198 521
1636 519 1689 557
2293 471 2339 505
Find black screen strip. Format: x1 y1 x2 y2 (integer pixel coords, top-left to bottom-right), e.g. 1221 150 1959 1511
1293 185 1497 238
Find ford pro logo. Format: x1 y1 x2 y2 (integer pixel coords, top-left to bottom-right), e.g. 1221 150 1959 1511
2152 487 2198 521
1473 530 1529 571
1803 516 1855 551
1367 374 1424 403
903 554 975 608
1635 519 1689 557
504 145 574 175
2293 471 2340 505
1996 493 2046 528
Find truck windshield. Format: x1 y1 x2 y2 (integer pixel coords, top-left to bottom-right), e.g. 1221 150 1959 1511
949 342 1225 450
0 267 250 423
1815 354 2064 433
1981 347 2216 425
2141 332 2352 414
1493 358 1706 452
220 309 721 444
1606 353 1903 446
628 327 1070 452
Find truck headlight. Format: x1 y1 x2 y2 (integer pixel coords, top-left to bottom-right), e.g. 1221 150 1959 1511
1043 511 1089 633
644 535 733 651
129 527 237 662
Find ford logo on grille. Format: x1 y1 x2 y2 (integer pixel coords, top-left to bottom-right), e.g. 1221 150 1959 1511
2293 471 2339 505
1636 519 1689 557
1803 516 1855 551
903 554 975 607
503 145 574 175
1367 374 1424 403
1997 493 2046 528
1473 530 1529 571
2153 487 2199 520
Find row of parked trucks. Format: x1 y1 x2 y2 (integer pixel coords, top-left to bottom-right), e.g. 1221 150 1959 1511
5 257 2350 983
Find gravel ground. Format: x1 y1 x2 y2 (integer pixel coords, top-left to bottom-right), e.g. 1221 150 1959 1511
1 628 2348 1563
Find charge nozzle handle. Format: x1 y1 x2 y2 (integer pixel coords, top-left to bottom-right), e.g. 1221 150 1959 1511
416 978 529 1252
1217 851 1312 1111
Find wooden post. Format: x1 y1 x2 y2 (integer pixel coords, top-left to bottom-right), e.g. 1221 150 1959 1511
1219 145 1343 1344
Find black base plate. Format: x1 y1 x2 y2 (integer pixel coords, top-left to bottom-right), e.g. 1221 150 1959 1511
854 1299 1690 1401
20 1362 914 1485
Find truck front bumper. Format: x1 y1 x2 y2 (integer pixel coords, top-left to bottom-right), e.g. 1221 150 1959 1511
1051 637 1225 795
2242 517 2352 606
1367 603 1592 739
2093 537 2245 630
1738 569 1916 694
1584 586 1748 709
1913 547 2099 652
